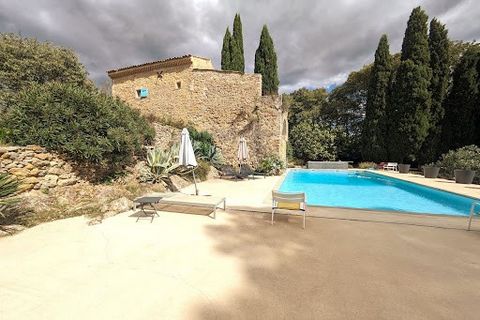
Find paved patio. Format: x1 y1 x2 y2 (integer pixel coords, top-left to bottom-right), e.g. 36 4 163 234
1 176 480 319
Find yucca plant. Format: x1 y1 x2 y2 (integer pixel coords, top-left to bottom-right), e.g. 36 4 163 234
0 173 20 219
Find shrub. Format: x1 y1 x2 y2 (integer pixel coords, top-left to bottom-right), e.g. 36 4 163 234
188 127 224 168
289 121 337 161
193 160 211 181
258 155 285 175
0 173 20 225
437 145 480 179
0 33 88 93
358 162 377 169
1 82 154 172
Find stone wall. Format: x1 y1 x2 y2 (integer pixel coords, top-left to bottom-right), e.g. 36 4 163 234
110 58 287 166
0 146 81 191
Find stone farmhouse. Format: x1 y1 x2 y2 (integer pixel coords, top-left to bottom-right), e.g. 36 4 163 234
107 55 287 165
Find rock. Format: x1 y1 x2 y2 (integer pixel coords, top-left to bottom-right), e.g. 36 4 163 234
18 183 34 192
34 153 51 160
207 166 220 180
43 174 59 188
57 178 77 187
24 163 35 170
28 168 40 177
167 175 191 191
5 163 16 169
22 177 39 185
48 167 64 175
7 152 19 160
8 167 30 177
26 145 44 152
2 159 12 165
101 197 133 218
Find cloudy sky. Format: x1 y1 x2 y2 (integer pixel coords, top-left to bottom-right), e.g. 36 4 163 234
1 0 478 92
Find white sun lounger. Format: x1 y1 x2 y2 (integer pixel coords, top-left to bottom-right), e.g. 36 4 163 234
156 194 226 219
384 162 398 171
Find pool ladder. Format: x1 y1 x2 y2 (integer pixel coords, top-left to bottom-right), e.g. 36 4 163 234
467 202 480 231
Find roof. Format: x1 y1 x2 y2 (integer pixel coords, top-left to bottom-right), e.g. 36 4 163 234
107 55 211 79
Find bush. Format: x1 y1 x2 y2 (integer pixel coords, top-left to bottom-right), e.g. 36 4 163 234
188 127 224 168
358 162 377 169
258 155 285 175
437 145 480 179
1 82 154 171
289 121 337 161
194 160 211 181
0 33 88 93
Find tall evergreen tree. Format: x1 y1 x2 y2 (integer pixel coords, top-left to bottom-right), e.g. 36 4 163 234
362 35 392 161
232 14 245 72
229 33 242 72
254 25 279 95
441 47 480 152
221 28 232 70
387 7 432 162
419 18 450 163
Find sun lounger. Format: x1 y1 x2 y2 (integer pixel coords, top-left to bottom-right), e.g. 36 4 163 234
271 191 307 229
157 194 226 219
239 164 266 179
384 162 398 171
219 165 242 180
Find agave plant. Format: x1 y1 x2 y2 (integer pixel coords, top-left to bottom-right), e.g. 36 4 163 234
0 173 20 218
141 145 180 183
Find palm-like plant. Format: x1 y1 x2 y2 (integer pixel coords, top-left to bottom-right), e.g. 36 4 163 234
193 141 224 168
141 145 181 183
0 173 20 218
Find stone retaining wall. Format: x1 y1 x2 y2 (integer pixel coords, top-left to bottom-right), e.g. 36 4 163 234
0 145 81 191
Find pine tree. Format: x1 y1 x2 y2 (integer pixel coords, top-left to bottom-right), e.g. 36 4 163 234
441 47 480 152
419 18 450 163
388 6 432 162
254 25 279 95
362 35 392 161
221 28 232 70
232 13 245 72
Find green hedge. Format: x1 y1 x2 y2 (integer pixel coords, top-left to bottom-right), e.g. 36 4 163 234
2 82 154 169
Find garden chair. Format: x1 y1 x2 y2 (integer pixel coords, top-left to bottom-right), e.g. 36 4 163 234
271 191 307 229
239 164 266 179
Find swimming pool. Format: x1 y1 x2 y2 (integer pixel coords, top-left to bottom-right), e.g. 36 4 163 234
279 170 476 216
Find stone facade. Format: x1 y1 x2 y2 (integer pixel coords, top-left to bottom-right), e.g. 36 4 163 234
0 145 81 191
108 55 287 165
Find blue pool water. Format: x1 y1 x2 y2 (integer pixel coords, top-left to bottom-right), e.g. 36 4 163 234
279 170 476 216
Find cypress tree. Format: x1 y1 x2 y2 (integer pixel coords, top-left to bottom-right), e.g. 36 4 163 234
362 35 392 161
221 28 232 70
441 47 480 152
232 13 245 72
254 25 279 95
419 18 450 163
388 7 432 162
229 33 242 72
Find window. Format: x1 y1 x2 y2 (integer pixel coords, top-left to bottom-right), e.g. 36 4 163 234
176 81 182 89
136 88 148 99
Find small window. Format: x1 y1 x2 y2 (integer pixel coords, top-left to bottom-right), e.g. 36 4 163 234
176 81 182 89
136 88 148 99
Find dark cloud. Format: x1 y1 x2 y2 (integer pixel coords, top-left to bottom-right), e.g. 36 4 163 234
0 0 478 92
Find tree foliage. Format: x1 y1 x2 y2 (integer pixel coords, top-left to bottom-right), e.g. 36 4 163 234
289 121 337 161
361 35 392 161
1 82 154 169
254 25 279 95
441 47 480 151
232 13 245 72
221 28 232 70
419 18 450 163
388 6 431 162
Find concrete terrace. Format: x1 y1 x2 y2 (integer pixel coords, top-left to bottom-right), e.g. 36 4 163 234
1 175 480 319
